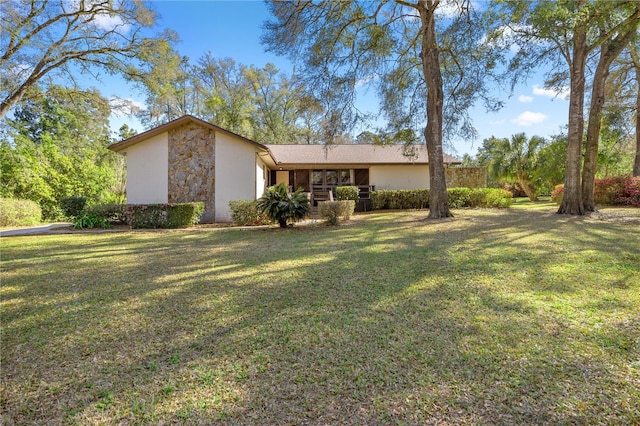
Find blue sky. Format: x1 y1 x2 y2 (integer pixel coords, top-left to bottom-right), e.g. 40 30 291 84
107 0 570 158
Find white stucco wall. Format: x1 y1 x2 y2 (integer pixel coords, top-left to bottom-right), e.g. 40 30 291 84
369 165 430 190
215 132 261 222
256 159 268 199
123 132 168 204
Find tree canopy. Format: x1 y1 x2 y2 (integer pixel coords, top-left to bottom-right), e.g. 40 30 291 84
0 0 166 119
262 0 503 218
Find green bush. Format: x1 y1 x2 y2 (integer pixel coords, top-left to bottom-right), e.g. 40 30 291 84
370 188 511 210
86 204 128 225
371 189 429 210
335 186 359 202
74 214 110 229
60 196 87 219
0 198 42 227
447 188 472 208
319 200 356 225
256 183 311 228
229 200 273 226
481 189 513 208
125 203 205 229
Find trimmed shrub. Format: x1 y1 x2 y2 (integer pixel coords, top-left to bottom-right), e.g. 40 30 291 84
74 214 110 229
482 189 513 208
60 196 87 219
447 188 472 208
370 188 512 210
125 203 205 229
0 198 42 227
335 186 359 202
319 200 356 225
86 204 128 225
371 189 429 210
229 200 273 226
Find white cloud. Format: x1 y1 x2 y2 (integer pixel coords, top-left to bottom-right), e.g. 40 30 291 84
518 95 534 103
533 84 570 100
511 111 547 126
109 97 146 116
92 13 129 32
355 73 379 87
65 0 131 33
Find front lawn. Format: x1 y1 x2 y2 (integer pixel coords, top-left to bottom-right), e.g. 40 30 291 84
1 207 639 425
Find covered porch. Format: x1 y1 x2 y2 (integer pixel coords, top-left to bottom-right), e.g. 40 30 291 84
269 168 374 210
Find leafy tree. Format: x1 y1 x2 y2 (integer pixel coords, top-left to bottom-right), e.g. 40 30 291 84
534 134 567 192
582 4 640 211
494 0 640 214
134 39 193 127
193 55 255 136
605 42 639 175
256 183 311 228
263 0 501 218
1 86 123 218
244 63 305 144
0 0 166 119
477 134 545 201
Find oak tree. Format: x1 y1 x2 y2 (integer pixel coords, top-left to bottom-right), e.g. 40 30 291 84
263 0 500 218
0 0 164 119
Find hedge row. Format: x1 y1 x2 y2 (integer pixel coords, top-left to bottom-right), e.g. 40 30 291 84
0 198 42 227
229 200 273 226
551 175 640 207
78 203 204 228
371 188 512 210
335 186 360 202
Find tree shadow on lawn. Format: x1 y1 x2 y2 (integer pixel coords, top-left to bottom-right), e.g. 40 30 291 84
1 209 639 424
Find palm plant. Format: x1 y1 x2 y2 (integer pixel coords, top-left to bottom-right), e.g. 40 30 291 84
489 133 545 201
256 183 311 228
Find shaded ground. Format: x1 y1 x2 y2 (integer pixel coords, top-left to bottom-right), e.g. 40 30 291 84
1 206 639 425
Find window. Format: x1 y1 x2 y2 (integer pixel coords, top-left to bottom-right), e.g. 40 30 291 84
312 170 324 185
325 170 338 185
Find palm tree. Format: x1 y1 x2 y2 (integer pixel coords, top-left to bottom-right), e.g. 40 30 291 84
490 133 545 201
256 183 311 228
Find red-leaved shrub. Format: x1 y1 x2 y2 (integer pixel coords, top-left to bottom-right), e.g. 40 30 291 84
551 175 640 207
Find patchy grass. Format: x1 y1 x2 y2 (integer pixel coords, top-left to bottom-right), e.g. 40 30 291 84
1 207 639 425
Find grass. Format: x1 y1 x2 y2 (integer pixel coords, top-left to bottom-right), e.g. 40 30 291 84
1 205 639 425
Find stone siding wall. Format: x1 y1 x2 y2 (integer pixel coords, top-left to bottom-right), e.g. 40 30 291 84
168 123 216 223
446 167 487 188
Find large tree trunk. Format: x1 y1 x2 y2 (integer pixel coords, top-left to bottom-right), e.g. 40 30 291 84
518 174 538 201
582 57 609 212
419 0 452 219
633 49 640 177
558 24 587 216
635 83 640 176
583 27 638 210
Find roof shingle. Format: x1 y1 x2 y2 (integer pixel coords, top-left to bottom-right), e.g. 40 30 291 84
265 144 460 165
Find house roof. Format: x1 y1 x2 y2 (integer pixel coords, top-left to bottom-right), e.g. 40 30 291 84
108 115 461 166
108 115 268 153
265 144 460 166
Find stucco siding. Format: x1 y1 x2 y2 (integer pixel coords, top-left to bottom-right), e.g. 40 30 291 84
215 133 260 222
369 165 430 190
256 159 268 199
123 132 168 204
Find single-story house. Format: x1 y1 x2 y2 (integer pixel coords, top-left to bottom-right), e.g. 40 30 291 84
108 115 461 222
